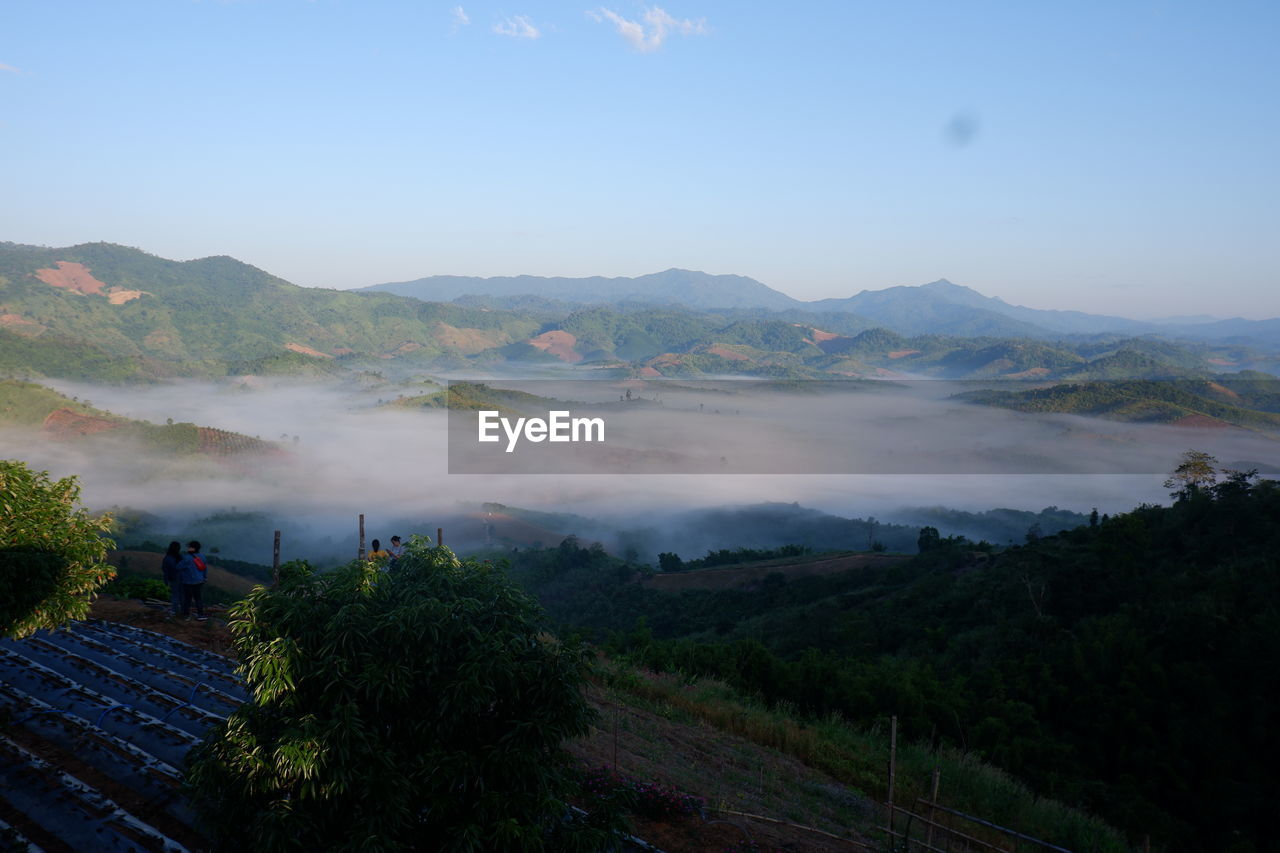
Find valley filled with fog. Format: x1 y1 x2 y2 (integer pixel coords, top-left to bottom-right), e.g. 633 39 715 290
9 375 1273 565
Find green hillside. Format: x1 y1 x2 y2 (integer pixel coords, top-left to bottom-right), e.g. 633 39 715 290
0 242 540 378
487 470 1280 851
2 242 1273 384
0 378 278 457
959 378 1280 431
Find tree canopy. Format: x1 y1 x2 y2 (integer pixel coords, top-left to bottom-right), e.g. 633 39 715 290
184 542 611 853
0 459 115 639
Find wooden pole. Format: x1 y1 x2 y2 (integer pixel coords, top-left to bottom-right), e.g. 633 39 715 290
925 767 940 849
358 514 366 560
272 530 281 585
887 715 897 840
437 526 443 547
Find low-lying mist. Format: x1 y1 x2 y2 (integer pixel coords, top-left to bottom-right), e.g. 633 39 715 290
5 376 1270 566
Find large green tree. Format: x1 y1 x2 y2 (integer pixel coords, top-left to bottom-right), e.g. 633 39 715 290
0 459 115 639
184 543 614 852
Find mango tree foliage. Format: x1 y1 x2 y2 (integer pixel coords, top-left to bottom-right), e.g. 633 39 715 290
0 460 115 639
184 543 613 853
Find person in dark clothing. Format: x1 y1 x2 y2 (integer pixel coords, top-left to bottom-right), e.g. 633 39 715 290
178 540 209 621
161 541 183 617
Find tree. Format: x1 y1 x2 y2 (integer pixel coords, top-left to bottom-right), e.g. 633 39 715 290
184 542 617 853
0 460 115 639
1163 450 1219 500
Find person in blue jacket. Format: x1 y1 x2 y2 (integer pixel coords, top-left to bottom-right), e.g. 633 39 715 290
178 540 209 621
161 541 183 617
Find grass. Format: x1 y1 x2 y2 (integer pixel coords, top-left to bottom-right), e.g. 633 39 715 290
593 659 1131 853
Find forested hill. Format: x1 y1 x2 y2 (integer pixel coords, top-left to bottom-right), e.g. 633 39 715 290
496 471 1280 851
0 241 542 377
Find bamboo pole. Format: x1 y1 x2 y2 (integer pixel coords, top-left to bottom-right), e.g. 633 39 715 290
358 514 366 560
887 715 897 839
925 767 940 849
272 530 281 585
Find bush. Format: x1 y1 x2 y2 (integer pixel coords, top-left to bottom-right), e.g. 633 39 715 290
184 542 620 852
103 575 170 600
0 460 115 639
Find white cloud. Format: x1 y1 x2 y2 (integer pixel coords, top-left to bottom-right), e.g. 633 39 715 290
493 14 540 39
0 63 21 74
451 5 470 30
589 6 705 52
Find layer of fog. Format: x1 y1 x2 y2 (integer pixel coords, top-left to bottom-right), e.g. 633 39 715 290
6 377 1272 566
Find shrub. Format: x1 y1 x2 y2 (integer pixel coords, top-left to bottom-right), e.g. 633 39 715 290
184 541 619 852
0 460 115 639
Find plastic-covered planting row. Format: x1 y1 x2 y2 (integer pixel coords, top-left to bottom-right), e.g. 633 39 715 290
0 686 194 827
68 622 248 701
0 736 189 852
0 639 228 738
14 629 244 715
0 621 246 851
0 815 46 853
83 621 241 680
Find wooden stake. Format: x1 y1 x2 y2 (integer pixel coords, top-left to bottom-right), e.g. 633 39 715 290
887 715 897 839
925 767 940 849
437 526 443 547
358 514 366 560
272 530 281 585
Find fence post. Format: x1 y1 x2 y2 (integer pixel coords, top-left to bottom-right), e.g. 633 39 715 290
358 514 366 560
437 526 443 547
887 715 897 843
925 767 940 849
272 530 281 585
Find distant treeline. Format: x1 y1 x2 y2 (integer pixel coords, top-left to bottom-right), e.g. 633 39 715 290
493 472 1280 852
656 544 811 572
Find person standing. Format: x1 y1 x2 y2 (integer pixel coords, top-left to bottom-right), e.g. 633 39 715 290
161 541 183 617
368 539 390 562
387 535 404 568
178 540 209 621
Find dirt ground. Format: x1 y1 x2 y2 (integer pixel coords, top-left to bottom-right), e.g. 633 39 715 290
89 597 238 658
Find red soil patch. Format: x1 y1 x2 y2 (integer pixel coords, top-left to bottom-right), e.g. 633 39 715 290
809 328 840 342
1206 381 1241 400
704 345 751 362
284 342 334 359
1005 367 1051 379
645 552 908 592
1208 358 1236 366
887 349 920 359
639 366 662 377
106 289 147 305
528 330 583 363
41 407 118 438
0 313 46 336
34 261 109 295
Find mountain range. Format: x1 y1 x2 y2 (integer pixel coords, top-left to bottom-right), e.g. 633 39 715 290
363 270 1280 345
2 242 1278 386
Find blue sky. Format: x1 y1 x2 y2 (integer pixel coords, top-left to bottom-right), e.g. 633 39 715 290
2 1 1277 318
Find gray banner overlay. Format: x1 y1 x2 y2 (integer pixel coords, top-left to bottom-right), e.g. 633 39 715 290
446 379 1280 475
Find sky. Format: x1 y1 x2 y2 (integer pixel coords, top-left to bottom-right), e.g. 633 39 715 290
2 1 1278 318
